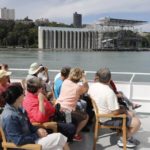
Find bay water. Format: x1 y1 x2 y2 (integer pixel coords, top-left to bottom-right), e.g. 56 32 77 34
0 49 150 81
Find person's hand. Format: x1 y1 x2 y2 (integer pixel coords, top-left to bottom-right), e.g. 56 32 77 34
37 128 48 138
81 72 87 82
117 92 123 98
120 105 127 114
44 67 48 72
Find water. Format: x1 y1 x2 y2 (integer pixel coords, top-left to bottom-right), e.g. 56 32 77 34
0 49 150 81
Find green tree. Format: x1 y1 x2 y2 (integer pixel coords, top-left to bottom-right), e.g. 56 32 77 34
6 32 18 46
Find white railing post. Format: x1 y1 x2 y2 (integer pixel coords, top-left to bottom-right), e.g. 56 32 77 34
129 73 135 100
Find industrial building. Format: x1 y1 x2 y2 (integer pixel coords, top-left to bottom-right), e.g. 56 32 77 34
38 27 98 50
38 17 147 50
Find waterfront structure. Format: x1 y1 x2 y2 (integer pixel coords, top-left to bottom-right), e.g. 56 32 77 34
38 17 147 50
38 27 98 50
0 7 15 20
94 17 147 49
73 12 82 28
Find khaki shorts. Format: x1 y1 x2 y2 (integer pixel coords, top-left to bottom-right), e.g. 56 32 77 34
102 116 132 127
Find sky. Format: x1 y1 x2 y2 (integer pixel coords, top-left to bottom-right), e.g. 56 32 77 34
0 0 150 32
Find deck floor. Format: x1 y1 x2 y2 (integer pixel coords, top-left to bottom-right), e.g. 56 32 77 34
70 113 150 150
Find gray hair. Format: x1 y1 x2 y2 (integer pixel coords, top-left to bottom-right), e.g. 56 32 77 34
96 68 111 83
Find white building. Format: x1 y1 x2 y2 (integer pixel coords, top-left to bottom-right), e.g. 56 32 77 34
38 18 147 50
38 26 100 50
0 7 15 20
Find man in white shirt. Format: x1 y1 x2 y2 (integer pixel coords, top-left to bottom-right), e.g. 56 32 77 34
88 68 141 148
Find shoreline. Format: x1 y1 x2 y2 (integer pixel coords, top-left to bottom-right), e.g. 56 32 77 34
0 47 150 51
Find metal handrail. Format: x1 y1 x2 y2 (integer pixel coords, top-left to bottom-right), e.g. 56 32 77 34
9 68 150 113
10 68 150 80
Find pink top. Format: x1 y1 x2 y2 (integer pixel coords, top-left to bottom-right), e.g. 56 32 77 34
23 92 55 123
57 79 81 111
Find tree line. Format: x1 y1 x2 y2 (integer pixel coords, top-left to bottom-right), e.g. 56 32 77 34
0 20 73 48
0 19 150 48
0 20 37 48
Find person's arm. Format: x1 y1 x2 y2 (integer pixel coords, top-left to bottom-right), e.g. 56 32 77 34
54 79 63 99
22 108 39 133
38 92 46 114
43 67 49 83
109 80 118 94
33 92 55 122
4 116 39 145
79 73 89 95
23 92 55 123
111 106 127 115
107 89 126 115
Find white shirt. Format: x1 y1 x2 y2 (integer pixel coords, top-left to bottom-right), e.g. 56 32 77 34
88 82 119 122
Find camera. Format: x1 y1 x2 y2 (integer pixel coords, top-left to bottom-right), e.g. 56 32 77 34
40 64 45 71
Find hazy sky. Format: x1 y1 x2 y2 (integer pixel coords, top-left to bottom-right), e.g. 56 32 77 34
0 0 150 32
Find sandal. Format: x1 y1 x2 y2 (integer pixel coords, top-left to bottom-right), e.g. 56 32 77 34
132 104 142 110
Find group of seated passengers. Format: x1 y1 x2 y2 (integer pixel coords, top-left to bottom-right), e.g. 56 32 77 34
1 83 70 150
25 64 90 141
0 63 141 149
0 63 90 150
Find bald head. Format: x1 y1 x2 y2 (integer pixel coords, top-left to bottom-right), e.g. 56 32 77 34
96 68 111 83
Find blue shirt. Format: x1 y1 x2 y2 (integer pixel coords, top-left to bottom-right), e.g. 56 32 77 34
1 104 39 145
54 78 63 99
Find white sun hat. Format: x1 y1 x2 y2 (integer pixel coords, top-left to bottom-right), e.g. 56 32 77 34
0 70 12 79
28 62 43 75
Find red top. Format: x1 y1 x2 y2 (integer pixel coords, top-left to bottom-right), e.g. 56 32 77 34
23 92 55 123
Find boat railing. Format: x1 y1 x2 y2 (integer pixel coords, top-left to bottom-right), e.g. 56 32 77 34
9 68 150 113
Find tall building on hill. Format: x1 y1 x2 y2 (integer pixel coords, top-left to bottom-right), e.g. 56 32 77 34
0 7 15 20
73 12 82 28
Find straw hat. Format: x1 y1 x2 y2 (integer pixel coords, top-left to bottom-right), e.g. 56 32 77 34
28 62 43 75
0 70 12 79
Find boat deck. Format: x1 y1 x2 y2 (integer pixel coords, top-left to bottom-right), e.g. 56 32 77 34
70 113 150 150
5 70 150 149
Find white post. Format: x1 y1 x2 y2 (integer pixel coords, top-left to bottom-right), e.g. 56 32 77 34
88 31 91 50
66 31 68 49
81 32 83 50
77 32 80 49
74 31 76 49
62 31 64 49
38 27 44 49
54 30 56 49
